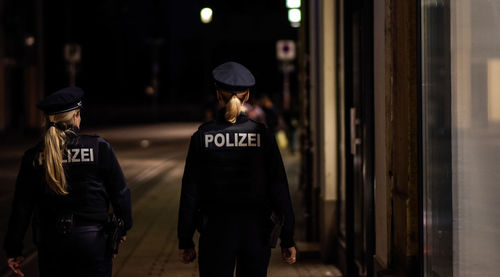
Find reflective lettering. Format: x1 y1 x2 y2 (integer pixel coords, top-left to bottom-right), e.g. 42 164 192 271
205 134 214 148
62 150 69 163
71 149 81 162
38 148 95 164
81 148 90 162
215 134 225 147
248 133 257 147
203 132 261 148
239 133 248 147
226 133 234 147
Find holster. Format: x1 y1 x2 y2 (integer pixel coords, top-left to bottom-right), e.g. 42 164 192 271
269 212 284 248
105 214 125 255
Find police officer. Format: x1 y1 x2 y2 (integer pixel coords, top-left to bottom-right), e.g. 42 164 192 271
178 62 296 277
3 87 133 277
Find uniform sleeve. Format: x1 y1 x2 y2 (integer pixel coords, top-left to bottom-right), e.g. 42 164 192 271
177 132 202 249
3 152 37 258
265 129 296 248
99 139 133 232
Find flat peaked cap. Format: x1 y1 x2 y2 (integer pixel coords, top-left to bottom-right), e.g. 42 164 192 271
37 87 84 115
212 61 255 92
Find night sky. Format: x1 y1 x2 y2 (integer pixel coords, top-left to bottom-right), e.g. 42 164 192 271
37 0 298 124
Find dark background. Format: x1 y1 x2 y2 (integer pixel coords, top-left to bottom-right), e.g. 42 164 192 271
1 0 298 128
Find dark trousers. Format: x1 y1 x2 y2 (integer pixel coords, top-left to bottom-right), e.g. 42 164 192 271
198 212 272 277
38 226 112 277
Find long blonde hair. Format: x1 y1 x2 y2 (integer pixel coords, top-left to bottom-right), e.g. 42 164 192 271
42 109 79 195
220 91 248 124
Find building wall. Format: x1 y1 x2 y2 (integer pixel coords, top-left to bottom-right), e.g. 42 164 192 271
305 0 420 275
317 0 339 262
373 0 389 270
383 0 420 274
0 0 6 132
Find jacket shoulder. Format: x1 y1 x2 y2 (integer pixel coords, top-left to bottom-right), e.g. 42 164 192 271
197 120 217 132
79 133 106 143
247 118 267 129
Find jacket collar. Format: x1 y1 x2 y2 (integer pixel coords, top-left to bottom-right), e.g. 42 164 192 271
216 108 249 124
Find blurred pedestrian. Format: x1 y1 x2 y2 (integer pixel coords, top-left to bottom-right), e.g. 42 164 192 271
178 61 296 277
245 98 266 124
259 94 280 134
3 87 133 277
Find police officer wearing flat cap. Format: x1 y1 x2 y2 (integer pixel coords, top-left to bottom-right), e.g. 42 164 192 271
3 87 133 277
178 62 297 277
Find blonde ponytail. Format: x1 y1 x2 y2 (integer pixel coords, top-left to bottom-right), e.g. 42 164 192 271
43 110 78 195
225 95 242 124
220 90 248 124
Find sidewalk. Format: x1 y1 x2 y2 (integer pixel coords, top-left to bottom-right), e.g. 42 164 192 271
0 124 342 277
112 148 341 277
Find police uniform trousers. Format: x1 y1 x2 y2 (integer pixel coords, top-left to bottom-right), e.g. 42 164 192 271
37 226 112 277
198 211 271 277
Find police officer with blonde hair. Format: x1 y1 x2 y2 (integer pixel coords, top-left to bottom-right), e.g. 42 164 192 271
178 62 296 277
3 87 132 277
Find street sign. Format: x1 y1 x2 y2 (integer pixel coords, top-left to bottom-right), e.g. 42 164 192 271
276 40 296 61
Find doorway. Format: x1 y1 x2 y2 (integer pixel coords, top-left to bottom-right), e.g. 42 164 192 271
343 0 374 276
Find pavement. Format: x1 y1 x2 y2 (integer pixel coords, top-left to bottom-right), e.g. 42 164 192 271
0 123 341 277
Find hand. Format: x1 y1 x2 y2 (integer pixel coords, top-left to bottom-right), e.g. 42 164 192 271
179 248 196 264
112 236 127 259
282 247 297 264
7 256 25 277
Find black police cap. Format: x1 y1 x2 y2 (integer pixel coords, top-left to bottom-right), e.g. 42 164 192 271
212 61 255 92
37 87 84 115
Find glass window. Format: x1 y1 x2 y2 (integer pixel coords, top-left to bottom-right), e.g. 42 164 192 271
422 0 500 276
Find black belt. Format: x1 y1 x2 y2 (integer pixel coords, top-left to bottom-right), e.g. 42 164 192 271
72 225 103 233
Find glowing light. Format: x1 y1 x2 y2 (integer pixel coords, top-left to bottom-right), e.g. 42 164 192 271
25 36 35 46
145 86 155 95
140 139 151 148
200 7 213 24
288 8 301 23
286 0 301 9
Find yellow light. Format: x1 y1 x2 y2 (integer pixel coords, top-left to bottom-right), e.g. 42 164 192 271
488 59 500 122
200 7 213 24
286 0 301 9
288 8 301 23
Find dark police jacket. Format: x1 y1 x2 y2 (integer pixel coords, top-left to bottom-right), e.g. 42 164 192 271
3 128 133 258
178 112 295 249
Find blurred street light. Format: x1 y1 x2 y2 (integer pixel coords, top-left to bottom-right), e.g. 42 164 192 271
288 8 301 23
288 8 301 28
145 86 155 96
286 0 301 9
25 36 35 46
201 7 213 24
